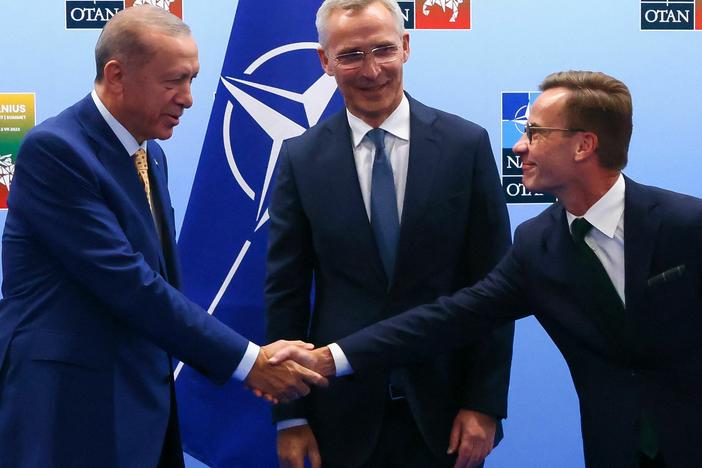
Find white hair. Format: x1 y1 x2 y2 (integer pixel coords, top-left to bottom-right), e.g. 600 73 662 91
316 0 405 47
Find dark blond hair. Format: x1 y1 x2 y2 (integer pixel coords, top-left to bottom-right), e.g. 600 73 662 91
540 71 632 170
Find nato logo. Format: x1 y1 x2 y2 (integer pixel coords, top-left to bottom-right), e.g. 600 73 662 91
173 42 341 380
66 1 124 29
641 0 700 30
501 92 556 205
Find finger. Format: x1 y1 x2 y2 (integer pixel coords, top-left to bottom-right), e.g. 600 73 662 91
279 454 303 468
309 444 322 468
266 395 279 404
289 340 315 350
269 347 309 366
447 419 460 455
299 367 329 387
455 436 475 468
289 382 311 399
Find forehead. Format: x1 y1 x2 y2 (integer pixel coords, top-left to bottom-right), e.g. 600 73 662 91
531 88 570 123
140 31 198 68
325 3 401 50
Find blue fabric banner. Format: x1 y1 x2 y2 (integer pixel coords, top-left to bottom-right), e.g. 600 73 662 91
175 1 342 465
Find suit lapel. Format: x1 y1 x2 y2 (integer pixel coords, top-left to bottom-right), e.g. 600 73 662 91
75 96 166 270
623 177 660 313
541 205 582 290
393 97 440 285
147 141 178 284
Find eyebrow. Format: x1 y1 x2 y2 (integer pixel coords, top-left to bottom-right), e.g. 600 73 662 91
336 42 395 55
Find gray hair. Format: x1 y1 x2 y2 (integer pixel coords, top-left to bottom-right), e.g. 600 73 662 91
316 0 405 47
94 5 191 82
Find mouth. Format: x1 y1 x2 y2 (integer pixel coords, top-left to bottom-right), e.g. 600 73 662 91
522 161 535 171
166 114 181 126
360 82 388 93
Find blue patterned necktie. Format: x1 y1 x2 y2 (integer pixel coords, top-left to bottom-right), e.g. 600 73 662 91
368 128 399 280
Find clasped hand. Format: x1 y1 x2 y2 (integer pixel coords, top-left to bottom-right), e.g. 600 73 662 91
244 340 331 404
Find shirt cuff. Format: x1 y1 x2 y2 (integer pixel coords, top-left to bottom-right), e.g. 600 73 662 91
276 419 309 431
231 341 260 381
328 342 353 377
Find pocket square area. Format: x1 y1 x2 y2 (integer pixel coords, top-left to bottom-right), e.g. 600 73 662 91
647 264 686 287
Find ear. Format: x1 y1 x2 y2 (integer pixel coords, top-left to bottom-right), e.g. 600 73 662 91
401 32 410 63
102 59 127 93
318 47 334 76
574 131 598 163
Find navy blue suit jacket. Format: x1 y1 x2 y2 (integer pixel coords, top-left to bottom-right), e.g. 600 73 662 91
0 95 249 467
265 95 514 466
338 177 702 467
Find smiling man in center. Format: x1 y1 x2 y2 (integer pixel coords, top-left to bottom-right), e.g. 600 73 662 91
264 1 514 467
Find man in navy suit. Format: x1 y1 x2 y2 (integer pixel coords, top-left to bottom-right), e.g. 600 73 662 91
265 1 513 467
272 71 702 468
0 6 326 467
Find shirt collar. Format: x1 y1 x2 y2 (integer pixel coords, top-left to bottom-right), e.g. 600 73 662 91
347 94 410 148
91 89 146 157
567 174 625 238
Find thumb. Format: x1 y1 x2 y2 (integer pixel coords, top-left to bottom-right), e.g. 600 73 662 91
269 347 308 366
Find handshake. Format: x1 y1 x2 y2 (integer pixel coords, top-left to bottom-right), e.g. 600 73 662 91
244 340 338 403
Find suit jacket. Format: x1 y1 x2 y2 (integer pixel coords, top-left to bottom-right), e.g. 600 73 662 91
0 95 249 468
265 95 514 466
338 177 702 468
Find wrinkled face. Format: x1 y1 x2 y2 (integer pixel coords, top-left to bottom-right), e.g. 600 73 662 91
512 88 582 197
318 2 409 126
119 31 199 143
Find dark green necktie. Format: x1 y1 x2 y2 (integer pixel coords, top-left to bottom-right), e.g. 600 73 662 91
571 218 623 313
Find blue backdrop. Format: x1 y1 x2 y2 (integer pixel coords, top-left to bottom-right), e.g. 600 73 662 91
1 1 701 467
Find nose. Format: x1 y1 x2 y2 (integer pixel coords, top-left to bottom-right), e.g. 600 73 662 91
358 54 381 79
513 131 528 155
176 81 193 109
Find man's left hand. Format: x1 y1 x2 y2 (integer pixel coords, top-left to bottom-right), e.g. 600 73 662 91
447 409 496 468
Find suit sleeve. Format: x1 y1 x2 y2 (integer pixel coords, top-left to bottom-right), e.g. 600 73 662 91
9 130 249 384
337 242 528 374
264 141 315 422
455 127 514 418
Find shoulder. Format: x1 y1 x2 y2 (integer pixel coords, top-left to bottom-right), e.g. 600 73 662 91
283 108 347 154
19 104 86 162
629 178 702 224
514 203 563 242
408 95 488 141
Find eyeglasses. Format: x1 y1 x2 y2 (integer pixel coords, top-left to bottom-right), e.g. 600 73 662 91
334 44 401 70
524 122 586 143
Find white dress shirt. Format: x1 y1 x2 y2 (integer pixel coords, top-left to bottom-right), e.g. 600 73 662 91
91 90 259 382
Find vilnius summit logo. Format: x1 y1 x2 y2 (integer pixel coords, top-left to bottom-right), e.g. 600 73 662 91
641 0 702 30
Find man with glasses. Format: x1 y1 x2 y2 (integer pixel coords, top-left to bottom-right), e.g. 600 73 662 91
273 70 702 468
265 0 513 467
